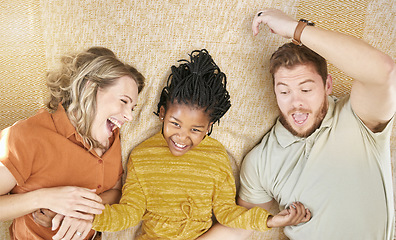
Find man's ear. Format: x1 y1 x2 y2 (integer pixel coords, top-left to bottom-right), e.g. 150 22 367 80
159 106 165 122
325 74 333 95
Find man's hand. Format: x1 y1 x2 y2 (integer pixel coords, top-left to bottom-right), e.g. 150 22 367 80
266 202 311 228
252 8 297 38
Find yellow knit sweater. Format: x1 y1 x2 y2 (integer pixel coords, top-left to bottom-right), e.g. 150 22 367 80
93 132 270 239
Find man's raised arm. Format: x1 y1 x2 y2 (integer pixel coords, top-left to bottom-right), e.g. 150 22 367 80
254 8 396 132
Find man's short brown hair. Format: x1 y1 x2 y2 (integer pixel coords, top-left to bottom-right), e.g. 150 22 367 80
269 43 328 84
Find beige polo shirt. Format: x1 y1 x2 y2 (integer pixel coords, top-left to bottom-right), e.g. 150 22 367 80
239 96 394 240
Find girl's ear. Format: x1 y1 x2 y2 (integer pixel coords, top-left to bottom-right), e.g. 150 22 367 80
206 122 214 135
159 106 165 122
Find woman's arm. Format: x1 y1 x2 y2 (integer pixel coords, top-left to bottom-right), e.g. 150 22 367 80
50 178 123 240
0 162 105 221
34 177 123 226
0 162 40 221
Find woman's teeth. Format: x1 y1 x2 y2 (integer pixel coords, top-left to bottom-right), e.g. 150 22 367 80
108 117 122 130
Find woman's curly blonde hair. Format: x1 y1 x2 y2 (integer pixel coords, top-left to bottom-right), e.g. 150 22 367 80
46 47 145 149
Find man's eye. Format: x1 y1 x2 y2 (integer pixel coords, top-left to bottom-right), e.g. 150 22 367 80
302 89 311 93
121 99 127 104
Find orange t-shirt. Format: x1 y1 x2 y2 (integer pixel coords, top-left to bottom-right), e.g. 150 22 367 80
0 105 123 240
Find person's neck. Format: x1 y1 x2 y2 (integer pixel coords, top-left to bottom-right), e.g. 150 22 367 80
95 138 110 157
94 147 105 157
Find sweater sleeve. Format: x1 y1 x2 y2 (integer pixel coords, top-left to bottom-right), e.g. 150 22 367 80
92 157 146 232
212 160 271 232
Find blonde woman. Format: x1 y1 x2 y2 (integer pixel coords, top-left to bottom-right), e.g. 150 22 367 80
0 47 145 240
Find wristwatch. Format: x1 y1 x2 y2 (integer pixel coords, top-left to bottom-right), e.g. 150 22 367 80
292 19 315 46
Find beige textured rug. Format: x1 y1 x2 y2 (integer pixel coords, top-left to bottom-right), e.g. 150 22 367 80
0 0 395 239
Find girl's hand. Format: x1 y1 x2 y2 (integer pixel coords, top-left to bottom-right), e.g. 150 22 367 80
52 214 93 240
266 202 311 228
38 186 104 220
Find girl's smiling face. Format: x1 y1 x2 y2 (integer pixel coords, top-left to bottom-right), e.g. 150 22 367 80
159 103 213 157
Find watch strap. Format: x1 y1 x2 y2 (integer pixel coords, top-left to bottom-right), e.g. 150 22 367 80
292 19 314 46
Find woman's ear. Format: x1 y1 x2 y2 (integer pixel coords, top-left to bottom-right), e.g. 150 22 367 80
159 106 165 122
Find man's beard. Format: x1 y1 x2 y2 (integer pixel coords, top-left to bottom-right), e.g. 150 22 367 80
279 96 328 138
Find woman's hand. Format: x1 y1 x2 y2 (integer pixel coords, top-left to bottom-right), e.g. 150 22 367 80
33 181 121 228
52 214 94 240
37 186 104 220
266 202 311 228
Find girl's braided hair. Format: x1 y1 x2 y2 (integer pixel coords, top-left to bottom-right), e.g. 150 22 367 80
155 49 231 135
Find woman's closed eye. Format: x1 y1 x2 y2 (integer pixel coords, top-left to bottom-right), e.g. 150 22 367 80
278 89 289 95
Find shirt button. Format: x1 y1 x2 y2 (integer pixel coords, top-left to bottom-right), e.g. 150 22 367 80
98 159 103 164
97 185 102 188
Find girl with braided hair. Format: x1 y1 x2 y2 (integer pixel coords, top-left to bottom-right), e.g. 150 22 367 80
91 49 309 240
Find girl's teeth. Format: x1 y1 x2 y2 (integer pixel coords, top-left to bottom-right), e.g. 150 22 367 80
174 142 186 148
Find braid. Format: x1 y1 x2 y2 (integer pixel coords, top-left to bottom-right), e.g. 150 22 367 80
155 49 231 135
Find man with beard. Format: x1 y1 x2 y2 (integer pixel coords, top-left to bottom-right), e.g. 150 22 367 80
198 8 396 240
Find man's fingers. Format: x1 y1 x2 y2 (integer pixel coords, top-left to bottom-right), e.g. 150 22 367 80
252 15 265 36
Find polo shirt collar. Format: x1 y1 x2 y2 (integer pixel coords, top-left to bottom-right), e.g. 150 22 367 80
274 96 336 148
52 104 77 139
51 104 119 153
